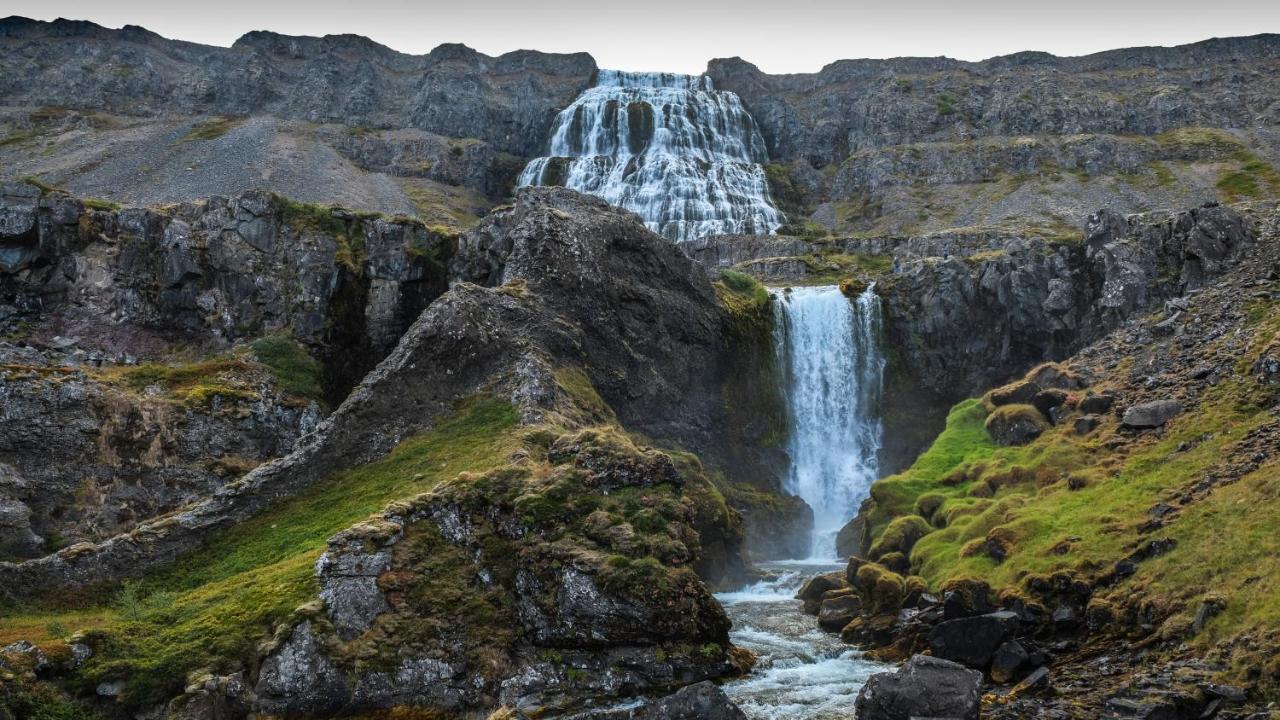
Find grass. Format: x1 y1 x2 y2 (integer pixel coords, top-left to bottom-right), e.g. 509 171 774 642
250 335 323 401
103 358 259 407
1 397 521 708
855 299 1280 686
1217 151 1280 203
714 270 770 322
181 117 243 142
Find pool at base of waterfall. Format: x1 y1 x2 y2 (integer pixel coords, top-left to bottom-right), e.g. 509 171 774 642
717 561 889 719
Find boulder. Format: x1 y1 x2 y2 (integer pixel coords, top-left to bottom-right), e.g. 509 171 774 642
567 681 748 719
1079 393 1115 414
984 404 1049 446
854 655 983 720
1121 399 1183 428
817 594 863 631
1074 415 1102 435
926 611 1019 669
796 571 849 615
990 639 1030 684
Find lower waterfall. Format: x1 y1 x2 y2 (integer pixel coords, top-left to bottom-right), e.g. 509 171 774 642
772 285 885 560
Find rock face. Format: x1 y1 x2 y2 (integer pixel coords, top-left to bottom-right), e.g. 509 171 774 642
0 181 451 398
708 38 1280 167
0 343 320 557
0 17 595 158
707 39 1280 235
854 655 983 720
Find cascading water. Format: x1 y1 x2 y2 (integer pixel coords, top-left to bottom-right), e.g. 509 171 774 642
772 285 885 560
518 69 783 242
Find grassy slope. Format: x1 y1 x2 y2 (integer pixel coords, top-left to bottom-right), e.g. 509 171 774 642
859 297 1280 685
2 398 520 707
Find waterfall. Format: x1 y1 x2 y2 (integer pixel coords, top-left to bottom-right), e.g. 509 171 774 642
773 286 885 560
518 69 783 243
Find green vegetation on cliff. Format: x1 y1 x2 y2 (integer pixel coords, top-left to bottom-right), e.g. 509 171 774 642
2 398 521 708
854 289 1280 687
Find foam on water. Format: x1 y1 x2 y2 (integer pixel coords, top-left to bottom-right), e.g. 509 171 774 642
719 561 887 719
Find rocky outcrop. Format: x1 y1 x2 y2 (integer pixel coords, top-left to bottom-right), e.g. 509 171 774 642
0 17 595 158
252 430 749 717
854 655 982 720
879 202 1254 401
708 37 1280 167
0 181 452 398
0 187 758 590
0 342 320 557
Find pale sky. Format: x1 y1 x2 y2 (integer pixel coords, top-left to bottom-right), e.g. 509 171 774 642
7 0 1280 74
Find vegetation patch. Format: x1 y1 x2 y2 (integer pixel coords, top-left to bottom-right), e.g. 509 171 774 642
249 334 324 401
181 117 244 142
0 398 521 709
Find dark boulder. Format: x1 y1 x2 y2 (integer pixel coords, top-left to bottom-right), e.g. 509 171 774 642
926 611 1019 669
1074 415 1102 435
568 681 748 719
1032 388 1070 420
942 579 996 620
984 404 1049 446
854 655 983 720
990 639 1031 684
1079 393 1115 414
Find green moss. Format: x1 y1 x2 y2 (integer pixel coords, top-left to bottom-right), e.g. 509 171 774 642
3 398 520 708
869 515 931 560
107 358 260 408
250 334 323 401
181 117 243 142
935 93 959 117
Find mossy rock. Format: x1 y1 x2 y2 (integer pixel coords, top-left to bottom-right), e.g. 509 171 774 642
839 277 869 298
984 404 1049 446
853 562 906 616
868 514 931 560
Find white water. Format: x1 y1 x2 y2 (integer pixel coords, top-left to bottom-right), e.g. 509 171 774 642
518 69 783 242
772 286 885 560
719 561 887 719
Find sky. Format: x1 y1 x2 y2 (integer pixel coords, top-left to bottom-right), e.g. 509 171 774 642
7 0 1280 74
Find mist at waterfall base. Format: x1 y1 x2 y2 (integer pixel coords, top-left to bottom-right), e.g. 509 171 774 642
773 285 885 560
518 70 782 242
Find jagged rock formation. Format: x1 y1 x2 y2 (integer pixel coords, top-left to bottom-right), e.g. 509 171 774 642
0 17 594 157
0 181 451 396
708 37 1280 234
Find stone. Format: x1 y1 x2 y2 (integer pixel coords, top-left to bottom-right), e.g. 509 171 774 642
566 681 748 719
1080 393 1116 414
990 639 1030 684
796 571 850 615
1032 388 1070 420
1074 415 1102 435
1121 400 1183 429
854 655 983 720
926 611 1019 669
817 594 863 631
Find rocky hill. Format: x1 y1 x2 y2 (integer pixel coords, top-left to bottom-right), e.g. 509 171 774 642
708 35 1280 236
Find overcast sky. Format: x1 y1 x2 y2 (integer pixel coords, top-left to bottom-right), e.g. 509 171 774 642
8 0 1280 74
